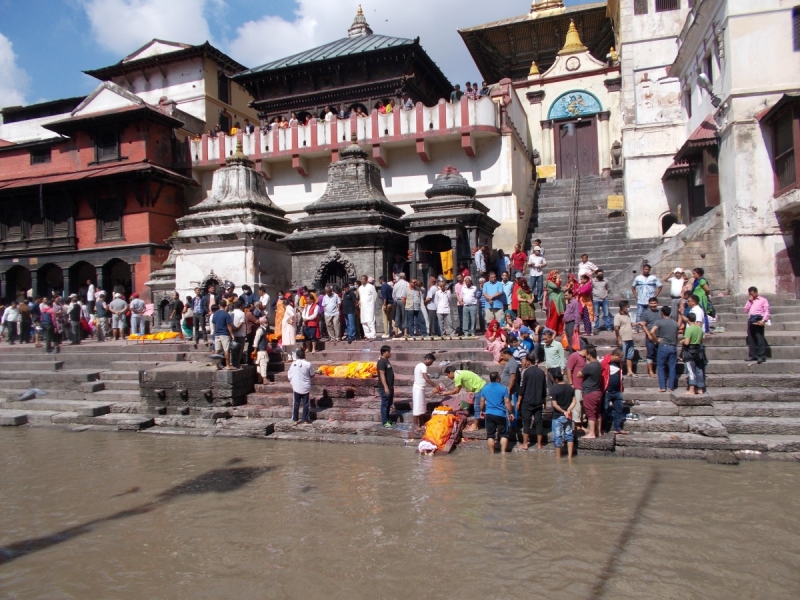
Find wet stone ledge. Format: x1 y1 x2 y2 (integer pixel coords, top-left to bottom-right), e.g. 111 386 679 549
140 363 257 409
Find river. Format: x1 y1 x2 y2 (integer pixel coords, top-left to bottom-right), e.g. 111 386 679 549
0 428 798 599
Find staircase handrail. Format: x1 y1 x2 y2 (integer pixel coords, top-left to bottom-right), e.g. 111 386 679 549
565 166 580 274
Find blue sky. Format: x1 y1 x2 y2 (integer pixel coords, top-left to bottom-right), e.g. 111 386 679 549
0 0 596 109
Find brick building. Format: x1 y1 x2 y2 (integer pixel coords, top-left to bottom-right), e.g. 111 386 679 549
0 82 195 302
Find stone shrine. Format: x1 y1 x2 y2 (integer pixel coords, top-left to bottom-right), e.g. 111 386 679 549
169 141 293 299
281 136 407 289
403 166 499 281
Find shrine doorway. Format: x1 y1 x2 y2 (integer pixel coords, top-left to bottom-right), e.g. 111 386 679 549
416 234 453 281
103 258 132 297
69 261 96 297
6 265 31 301
320 262 349 290
554 118 599 179
37 264 63 297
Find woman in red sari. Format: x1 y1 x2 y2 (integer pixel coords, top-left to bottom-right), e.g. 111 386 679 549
577 273 594 335
485 319 507 363
545 270 566 335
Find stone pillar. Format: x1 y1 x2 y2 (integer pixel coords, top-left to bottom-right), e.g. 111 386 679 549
598 111 611 176
540 120 553 165
62 268 71 296
30 271 38 298
129 263 137 297
95 266 104 295
0 272 6 301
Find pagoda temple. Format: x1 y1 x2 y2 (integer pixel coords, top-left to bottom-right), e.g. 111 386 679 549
232 7 453 122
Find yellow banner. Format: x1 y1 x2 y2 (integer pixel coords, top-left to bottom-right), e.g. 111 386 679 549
440 249 454 280
607 195 625 211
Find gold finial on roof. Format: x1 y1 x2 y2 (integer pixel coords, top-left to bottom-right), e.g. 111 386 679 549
225 137 254 167
558 20 588 55
357 4 363 14
528 60 540 76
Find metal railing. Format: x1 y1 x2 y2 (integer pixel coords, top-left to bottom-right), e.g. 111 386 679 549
565 166 581 274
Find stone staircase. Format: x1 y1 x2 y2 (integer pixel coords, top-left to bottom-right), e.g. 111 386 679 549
3 295 800 461
528 175 661 277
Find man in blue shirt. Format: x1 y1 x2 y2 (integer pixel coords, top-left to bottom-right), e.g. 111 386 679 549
211 300 236 369
482 272 505 324
501 271 515 313
379 276 394 338
631 264 663 328
477 372 515 453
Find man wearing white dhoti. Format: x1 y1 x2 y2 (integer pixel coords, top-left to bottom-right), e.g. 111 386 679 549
358 275 378 339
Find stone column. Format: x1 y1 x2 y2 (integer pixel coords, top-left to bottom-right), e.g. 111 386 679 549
0 271 6 301
129 262 137 296
540 120 553 165
95 266 104 295
30 271 38 298
62 268 71 296
597 111 611 176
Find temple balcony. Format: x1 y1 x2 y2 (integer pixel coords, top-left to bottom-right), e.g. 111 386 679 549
189 96 507 175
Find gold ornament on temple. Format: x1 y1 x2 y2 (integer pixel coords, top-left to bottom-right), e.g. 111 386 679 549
558 20 588 55
528 61 540 76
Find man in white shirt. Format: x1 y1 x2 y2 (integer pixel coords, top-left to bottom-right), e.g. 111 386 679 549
425 277 439 337
528 246 547 301
257 285 271 321
86 280 96 315
287 348 315 425
474 246 486 278
577 254 598 278
231 301 247 368
460 276 479 337
434 280 454 336
412 353 438 428
321 286 341 343
358 275 378 339
668 268 686 322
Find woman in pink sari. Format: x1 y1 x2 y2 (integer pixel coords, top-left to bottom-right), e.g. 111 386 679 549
485 319 507 363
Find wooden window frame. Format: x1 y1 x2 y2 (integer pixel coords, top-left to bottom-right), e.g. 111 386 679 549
655 0 680 12
95 198 125 242
30 147 51 165
95 129 120 163
772 106 800 197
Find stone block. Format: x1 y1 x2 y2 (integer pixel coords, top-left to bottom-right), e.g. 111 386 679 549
705 450 740 465
0 410 28 426
686 416 728 437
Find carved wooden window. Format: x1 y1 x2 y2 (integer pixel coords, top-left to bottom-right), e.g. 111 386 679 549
218 72 230 104
95 130 119 162
655 0 679 12
773 108 798 194
96 198 125 241
30 147 51 164
794 7 800 52
634 0 649 15
49 202 71 238
25 203 45 240
3 205 23 241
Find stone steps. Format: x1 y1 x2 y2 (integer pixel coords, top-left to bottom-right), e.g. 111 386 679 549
0 398 113 416
99 370 140 381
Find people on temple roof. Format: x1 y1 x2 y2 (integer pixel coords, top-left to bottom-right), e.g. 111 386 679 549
479 81 490 97
230 121 241 135
465 82 478 100
401 94 414 111
377 101 386 114
280 116 289 128
288 113 298 127
450 84 463 103
243 118 255 134
386 99 395 113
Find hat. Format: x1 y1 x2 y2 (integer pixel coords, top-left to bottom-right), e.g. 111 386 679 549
69 293 78 299
131 292 139 298
519 326 532 335
673 267 684 274
533 246 541 252
515 271 523 278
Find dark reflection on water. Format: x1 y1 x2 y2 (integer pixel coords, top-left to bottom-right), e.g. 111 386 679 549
0 428 799 600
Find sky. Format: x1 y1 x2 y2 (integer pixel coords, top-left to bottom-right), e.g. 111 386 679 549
0 0 596 110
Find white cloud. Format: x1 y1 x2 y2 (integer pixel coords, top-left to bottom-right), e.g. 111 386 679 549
0 32 29 109
226 0 528 85
82 0 215 55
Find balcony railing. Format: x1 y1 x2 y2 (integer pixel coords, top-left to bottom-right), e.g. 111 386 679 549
190 96 501 167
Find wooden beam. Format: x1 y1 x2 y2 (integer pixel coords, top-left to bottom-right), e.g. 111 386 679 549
416 138 430 162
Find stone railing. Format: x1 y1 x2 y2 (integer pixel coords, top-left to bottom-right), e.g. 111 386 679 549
189 96 501 170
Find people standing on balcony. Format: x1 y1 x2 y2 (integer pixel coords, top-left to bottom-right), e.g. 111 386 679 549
632 263 662 329
377 101 386 114
464 82 479 101
243 118 255 134
401 94 414 111
279 116 290 128
450 84 463 103
744 286 770 364
386 99 395 113
479 81 490 97
230 121 240 135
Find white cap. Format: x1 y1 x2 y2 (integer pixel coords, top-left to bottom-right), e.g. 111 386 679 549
533 246 541 252
673 267 684 274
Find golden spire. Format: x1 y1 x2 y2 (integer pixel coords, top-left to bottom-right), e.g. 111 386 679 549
348 4 373 37
357 4 363 14
528 60 540 76
558 20 588 55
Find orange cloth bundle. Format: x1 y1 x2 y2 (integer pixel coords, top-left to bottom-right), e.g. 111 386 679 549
129 332 183 342
422 406 458 451
317 362 377 379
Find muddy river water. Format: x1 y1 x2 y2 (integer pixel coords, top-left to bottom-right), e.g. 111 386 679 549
1 428 798 599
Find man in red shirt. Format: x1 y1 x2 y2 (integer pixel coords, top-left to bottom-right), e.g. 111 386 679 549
510 243 527 274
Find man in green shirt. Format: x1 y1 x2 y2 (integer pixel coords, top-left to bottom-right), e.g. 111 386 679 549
440 366 486 430
681 312 706 395
542 328 567 385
